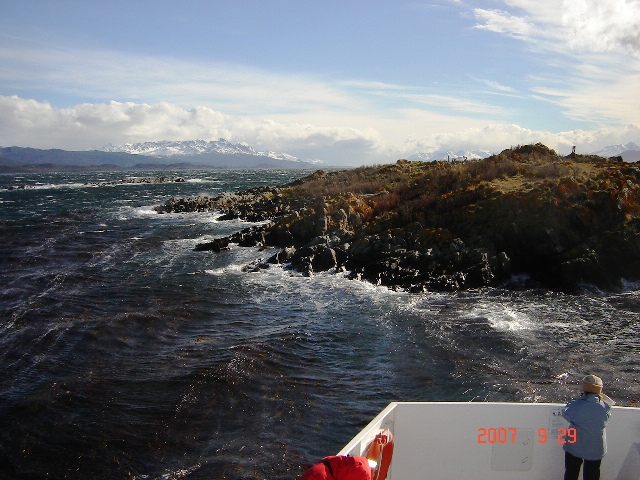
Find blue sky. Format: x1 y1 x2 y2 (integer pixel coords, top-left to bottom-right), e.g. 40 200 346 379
1 0 638 165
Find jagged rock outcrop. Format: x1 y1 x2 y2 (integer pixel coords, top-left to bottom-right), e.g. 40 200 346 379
156 144 640 292
96 176 185 186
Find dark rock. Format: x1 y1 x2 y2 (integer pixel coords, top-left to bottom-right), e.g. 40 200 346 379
231 226 268 247
429 273 467 292
295 257 314 277
311 245 337 272
194 237 230 252
265 226 295 247
496 252 512 276
267 246 296 264
348 212 363 228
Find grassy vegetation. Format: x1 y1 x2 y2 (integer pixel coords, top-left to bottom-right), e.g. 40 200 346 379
284 143 639 231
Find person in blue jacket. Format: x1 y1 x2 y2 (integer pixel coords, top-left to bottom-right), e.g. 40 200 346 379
562 374 613 480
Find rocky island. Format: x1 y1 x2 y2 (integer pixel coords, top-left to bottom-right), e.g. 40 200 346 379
156 144 640 292
1 175 186 191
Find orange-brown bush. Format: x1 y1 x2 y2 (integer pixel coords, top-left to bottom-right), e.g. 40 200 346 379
278 144 640 233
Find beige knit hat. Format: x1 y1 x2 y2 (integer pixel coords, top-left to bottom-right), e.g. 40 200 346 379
582 374 603 394
581 374 615 406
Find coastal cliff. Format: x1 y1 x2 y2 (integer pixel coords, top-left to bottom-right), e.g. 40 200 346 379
156 144 640 292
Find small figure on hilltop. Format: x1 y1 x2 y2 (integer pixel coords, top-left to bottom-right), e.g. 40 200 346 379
562 375 614 480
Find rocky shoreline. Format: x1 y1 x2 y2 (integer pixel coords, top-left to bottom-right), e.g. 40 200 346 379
2 175 185 191
156 144 640 292
91 175 186 187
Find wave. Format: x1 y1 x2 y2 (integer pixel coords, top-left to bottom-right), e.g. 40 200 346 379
1 182 87 191
466 303 533 331
185 177 222 184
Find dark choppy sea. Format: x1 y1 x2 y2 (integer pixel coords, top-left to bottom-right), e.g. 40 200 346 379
1 170 638 479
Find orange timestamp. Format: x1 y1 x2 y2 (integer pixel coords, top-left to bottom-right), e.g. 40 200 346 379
477 427 577 444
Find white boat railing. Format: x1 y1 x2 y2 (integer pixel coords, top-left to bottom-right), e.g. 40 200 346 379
338 402 640 480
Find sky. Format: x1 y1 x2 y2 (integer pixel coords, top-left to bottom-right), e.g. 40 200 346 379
0 0 639 165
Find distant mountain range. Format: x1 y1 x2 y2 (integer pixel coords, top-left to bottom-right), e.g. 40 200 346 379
0 139 319 172
593 142 640 161
101 139 309 164
0 140 638 172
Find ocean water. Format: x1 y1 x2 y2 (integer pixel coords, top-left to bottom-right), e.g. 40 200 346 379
1 170 638 479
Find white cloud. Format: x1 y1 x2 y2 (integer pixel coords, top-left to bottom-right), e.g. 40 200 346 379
394 92 511 116
532 66 640 126
0 95 637 164
0 95 385 164
475 0 640 57
0 42 357 117
405 123 640 157
469 76 518 95
471 0 640 130
561 0 640 56
473 8 535 37
339 79 515 118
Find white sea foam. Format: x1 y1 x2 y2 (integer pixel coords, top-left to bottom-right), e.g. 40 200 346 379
467 303 533 331
133 206 158 217
621 278 640 292
186 177 222 184
115 205 223 222
4 181 102 191
204 264 244 276
28 182 86 190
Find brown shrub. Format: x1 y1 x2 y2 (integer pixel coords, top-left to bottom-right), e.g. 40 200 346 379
371 192 401 213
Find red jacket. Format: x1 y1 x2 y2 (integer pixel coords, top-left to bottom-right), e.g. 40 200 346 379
299 456 372 480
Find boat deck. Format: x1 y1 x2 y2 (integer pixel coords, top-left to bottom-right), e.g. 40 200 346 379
338 402 640 480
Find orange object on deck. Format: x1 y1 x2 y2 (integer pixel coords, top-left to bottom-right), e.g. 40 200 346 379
298 455 372 480
365 429 394 480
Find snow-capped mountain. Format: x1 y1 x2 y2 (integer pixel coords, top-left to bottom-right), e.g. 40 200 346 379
101 139 306 163
592 142 640 158
407 149 492 162
407 143 640 163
